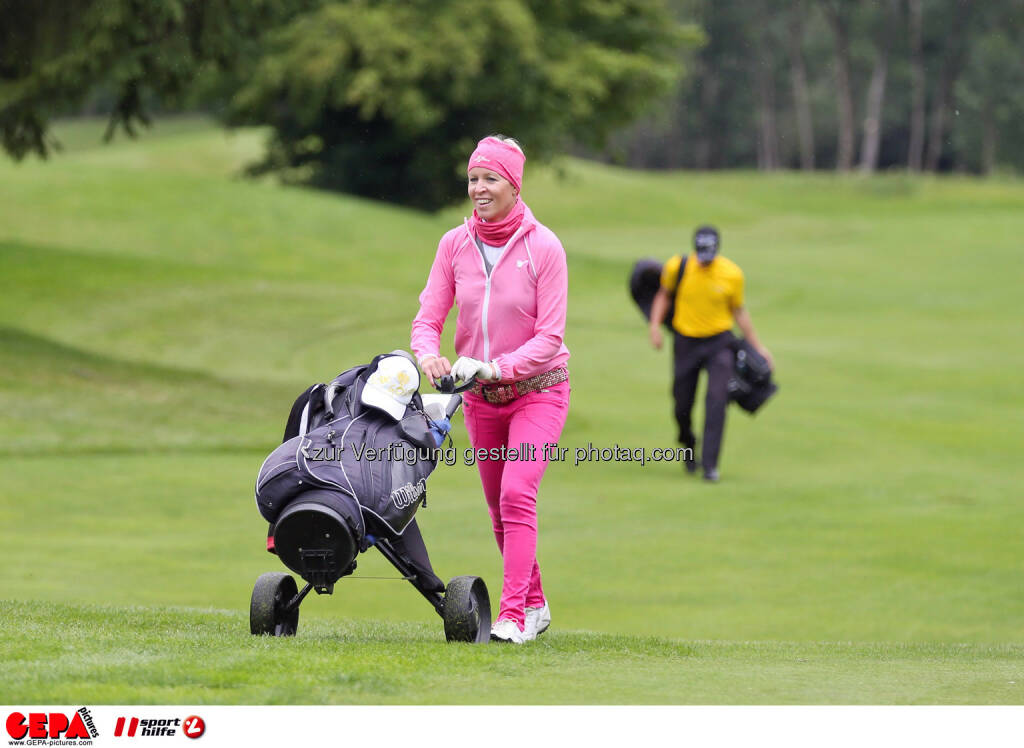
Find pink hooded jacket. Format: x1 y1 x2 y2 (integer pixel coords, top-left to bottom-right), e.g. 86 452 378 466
411 204 570 383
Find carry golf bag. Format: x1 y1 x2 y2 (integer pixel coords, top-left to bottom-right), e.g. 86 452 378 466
254 354 447 592
629 257 681 330
728 338 778 414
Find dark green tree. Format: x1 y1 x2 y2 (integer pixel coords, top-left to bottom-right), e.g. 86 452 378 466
226 0 690 210
0 0 310 159
922 0 976 171
953 0 1024 172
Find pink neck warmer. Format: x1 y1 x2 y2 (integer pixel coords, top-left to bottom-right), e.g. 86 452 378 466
469 198 527 246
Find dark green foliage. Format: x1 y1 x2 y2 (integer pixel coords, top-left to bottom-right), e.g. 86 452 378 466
227 0 692 210
5 0 1019 186
0 0 310 158
952 0 1024 173
606 0 1024 174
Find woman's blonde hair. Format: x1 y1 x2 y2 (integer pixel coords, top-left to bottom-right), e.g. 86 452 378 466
488 134 524 156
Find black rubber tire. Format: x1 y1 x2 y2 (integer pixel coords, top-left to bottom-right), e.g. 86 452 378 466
442 575 491 643
250 572 300 636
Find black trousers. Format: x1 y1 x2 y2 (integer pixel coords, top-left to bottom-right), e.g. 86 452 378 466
672 330 735 472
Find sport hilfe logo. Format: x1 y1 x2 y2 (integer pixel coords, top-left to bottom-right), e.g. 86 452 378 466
113 715 205 739
6 708 99 741
114 717 179 737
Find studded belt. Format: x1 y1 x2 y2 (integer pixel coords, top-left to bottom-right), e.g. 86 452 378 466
471 367 569 405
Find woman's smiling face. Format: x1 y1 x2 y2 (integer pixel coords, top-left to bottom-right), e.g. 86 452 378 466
468 167 517 222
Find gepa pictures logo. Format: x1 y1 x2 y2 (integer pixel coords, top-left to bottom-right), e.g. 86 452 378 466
6 707 99 742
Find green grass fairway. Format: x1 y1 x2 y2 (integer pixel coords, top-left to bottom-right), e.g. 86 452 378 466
5 601 1022 704
2 117 1023 703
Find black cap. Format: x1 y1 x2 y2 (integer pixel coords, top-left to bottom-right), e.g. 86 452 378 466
694 225 720 262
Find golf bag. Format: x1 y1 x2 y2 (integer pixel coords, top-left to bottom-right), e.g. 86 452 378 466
728 338 778 414
254 355 446 591
629 257 686 330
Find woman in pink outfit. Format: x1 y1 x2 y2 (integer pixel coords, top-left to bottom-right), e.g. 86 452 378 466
411 135 570 644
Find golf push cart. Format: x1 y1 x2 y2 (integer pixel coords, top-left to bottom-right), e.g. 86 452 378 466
249 354 490 643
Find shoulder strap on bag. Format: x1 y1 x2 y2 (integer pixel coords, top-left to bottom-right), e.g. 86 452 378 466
661 254 688 333
674 254 689 298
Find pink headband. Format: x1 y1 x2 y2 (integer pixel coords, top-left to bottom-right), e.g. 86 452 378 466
467 137 525 193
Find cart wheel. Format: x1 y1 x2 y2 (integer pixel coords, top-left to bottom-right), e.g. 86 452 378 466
250 572 300 636
442 575 491 643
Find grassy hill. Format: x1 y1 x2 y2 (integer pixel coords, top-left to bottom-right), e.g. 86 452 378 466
1 117 1022 703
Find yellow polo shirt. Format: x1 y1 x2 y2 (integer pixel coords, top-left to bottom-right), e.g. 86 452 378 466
660 254 744 337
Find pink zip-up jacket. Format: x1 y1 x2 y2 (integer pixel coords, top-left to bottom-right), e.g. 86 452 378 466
411 204 570 383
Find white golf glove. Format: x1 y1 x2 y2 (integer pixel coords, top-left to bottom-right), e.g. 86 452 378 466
451 356 501 383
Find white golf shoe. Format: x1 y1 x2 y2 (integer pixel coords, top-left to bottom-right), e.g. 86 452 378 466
524 601 551 639
490 618 526 644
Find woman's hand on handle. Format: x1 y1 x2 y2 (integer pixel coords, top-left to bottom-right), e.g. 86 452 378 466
419 354 452 386
451 356 501 383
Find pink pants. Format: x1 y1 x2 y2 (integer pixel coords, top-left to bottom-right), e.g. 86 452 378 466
462 380 570 627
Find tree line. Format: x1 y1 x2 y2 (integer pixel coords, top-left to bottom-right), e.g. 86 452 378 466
608 0 1024 175
1 0 1020 211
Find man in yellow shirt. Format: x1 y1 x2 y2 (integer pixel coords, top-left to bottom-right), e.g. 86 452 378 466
649 226 772 482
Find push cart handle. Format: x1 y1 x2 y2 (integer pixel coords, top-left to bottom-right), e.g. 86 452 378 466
436 374 476 395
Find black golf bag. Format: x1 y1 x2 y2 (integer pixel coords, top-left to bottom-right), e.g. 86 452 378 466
629 257 679 329
255 355 445 593
728 338 778 414
249 354 492 643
